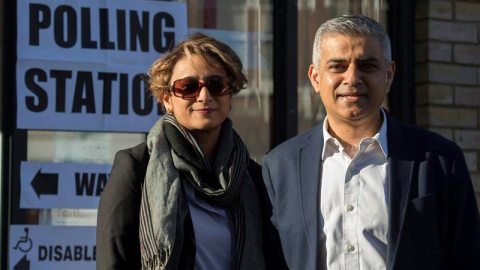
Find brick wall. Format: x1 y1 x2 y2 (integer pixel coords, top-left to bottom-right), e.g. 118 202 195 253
415 0 480 208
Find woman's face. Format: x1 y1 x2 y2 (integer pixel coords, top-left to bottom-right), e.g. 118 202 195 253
163 55 232 137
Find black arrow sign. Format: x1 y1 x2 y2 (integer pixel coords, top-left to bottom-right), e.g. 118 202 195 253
13 254 30 270
31 169 59 198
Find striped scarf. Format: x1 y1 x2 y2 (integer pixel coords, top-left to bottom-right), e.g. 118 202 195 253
139 115 263 270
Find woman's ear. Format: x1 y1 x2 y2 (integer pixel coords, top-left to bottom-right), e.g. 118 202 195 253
163 94 173 114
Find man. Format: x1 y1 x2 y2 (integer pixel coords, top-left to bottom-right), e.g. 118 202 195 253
262 14 480 270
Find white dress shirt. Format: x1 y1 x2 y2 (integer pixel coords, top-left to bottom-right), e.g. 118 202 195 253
320 110 389 270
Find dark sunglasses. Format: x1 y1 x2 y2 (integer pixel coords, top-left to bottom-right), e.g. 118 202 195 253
170 76 233 99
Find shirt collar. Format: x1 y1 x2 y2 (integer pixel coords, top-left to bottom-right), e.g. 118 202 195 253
321 108 389 160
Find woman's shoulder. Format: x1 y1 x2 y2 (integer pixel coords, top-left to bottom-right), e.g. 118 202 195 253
114 142 149 165
105 142 149 194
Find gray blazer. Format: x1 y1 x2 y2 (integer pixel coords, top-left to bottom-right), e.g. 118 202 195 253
262 112 480 270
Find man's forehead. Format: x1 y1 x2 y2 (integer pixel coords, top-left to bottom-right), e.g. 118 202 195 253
326 56 380 63
321 35 383 56
322 33 381 45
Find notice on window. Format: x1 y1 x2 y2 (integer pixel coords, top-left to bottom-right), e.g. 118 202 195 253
20 161 112 209
10 225 96 270
16 0 188 132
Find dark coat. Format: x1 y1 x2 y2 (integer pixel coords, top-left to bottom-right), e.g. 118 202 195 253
95 142 265 270
262 113 480 270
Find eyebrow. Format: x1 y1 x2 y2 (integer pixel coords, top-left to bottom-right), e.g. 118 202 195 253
326 57 380 64
357 57 380 63
326 58 346 64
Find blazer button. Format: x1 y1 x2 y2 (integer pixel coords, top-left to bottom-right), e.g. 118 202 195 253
347 244 355 252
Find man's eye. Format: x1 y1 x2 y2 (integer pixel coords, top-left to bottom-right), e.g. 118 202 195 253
329 65 346 71
360 63 378 71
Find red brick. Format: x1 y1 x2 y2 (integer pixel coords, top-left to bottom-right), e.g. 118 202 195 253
429 20 477 43
472 173 480 193
416 41 452 62
465 151 479 172
454 44 480 65
420 107 477 128
415 20 429 42
416 84 453 105
416 2 453 20
455 86 480 106
428 127 454 140
415 63 429 83
428 63 477 85
416 106 429 127
476 193 480 211
455 1 480 22
455 130 480 150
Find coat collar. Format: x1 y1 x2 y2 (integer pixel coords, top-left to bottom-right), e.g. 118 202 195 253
385 114 416 269
298 124 324 267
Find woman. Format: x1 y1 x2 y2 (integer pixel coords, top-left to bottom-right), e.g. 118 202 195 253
96 33 266 270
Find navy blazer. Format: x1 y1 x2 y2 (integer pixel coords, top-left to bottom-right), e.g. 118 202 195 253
262 113 480 270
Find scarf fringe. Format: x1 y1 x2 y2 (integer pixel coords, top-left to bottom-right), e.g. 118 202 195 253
142 247 172 270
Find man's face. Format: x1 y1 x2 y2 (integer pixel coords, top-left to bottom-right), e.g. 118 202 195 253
308 34 395 125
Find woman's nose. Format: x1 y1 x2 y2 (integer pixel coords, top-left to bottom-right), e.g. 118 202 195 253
196 86 213 101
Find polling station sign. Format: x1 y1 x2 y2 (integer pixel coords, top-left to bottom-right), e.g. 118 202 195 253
16 0 188 132
20 161 112 209
10 225 96 270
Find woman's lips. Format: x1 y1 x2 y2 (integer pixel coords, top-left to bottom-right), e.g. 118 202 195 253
194 108 216 114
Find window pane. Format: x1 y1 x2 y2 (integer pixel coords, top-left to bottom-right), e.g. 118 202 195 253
183 0 274 161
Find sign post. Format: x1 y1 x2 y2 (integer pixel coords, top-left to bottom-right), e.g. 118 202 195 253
10 225 96 270
16 0 188 132
20 161 113 209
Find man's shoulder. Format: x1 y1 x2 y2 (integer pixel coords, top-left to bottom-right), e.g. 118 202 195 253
265 124 322 159
389 116 461 155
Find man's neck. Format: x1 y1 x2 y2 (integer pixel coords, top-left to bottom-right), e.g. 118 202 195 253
326 112 383 158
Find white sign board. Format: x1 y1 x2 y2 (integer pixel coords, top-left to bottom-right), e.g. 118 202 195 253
10 225 96 270
16 0 188 132
20 161 112 209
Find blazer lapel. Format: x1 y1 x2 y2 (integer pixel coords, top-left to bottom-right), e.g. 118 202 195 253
298 125 324 267
386 116 416 270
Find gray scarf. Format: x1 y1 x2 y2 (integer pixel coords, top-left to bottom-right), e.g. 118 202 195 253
139 115 265 270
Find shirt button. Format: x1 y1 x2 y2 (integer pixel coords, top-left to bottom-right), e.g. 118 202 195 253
347 244 355 252
347 204 354 212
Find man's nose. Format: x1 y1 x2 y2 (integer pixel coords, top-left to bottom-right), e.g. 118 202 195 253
344 66 362 86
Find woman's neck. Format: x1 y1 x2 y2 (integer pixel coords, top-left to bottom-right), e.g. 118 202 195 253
191 128 221 165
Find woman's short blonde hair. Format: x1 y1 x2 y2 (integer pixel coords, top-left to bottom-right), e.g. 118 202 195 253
148 32 248 103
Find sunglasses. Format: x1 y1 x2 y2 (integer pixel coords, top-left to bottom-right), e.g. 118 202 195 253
170 76 233 99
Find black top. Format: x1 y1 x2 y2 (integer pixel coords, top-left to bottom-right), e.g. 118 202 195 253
95 142 281 270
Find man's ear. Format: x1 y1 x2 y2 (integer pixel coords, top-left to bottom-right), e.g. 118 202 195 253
386 61 396 91
308 64 321 94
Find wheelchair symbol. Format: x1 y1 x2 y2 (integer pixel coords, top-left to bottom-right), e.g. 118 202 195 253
13 227 33 253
